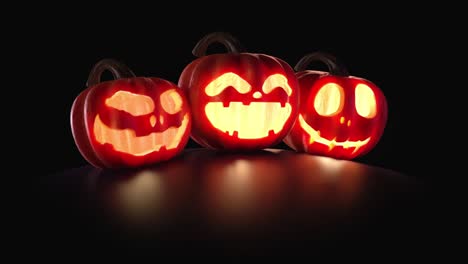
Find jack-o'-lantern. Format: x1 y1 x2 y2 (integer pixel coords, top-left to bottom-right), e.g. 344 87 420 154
178 32 299 150
283 52 387 159
70 59 192 168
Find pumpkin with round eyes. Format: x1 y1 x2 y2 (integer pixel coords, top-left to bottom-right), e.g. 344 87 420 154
178 32 299 151
283 52 388 160
70 59 192 168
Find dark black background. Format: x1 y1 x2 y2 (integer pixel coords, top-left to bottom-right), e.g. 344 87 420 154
36 7 445 182
19 4 458 259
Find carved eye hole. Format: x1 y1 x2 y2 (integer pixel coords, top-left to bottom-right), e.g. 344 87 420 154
105 91 154 116
314 83 344 116
262 74 292 95
205 72 251 96
160 89 183 114
355 84 376 119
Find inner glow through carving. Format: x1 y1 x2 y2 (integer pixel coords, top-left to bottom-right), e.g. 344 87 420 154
355 84 376 118
262 74 292 96
298 114 370 153
205 73 251 96
205 103 292 139
160 89 183 114
105 91 155 116
93 114 189 156
314 83 344 116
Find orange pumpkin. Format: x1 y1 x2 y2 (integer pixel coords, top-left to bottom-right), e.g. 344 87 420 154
178 32 299 151
70 59 192 168
283 52 388 160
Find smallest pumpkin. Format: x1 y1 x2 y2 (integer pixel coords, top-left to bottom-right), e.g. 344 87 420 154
70 59 192 169
283 52 388 160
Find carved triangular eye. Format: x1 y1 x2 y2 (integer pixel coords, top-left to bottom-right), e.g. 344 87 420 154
314 83 344 116
160 89 183 114
205 72 251 96
105 91 154 116
355 84 376 119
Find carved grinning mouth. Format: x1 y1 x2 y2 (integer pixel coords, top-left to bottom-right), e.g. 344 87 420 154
93 114 189 156
205 102 292 139
298 114 370 154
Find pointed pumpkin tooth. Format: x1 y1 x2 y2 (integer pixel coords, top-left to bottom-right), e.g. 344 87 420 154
351 145 360 154
328 138 336 151
268 129 275 137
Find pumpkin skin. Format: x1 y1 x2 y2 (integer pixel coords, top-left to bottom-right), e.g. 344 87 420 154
178 32 299 151
283 52 387 160
71 59 192 168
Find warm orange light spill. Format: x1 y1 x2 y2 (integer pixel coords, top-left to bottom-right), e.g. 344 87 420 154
314 83 344 116
355 84 376 118
114 170 164 219
218 160 255 211
298 114 370 153
205 72 251 96
262 74 292 96
222 160 254 191
205 102 292 139
160 89 183 114
105 91 155 116
93 114 189 156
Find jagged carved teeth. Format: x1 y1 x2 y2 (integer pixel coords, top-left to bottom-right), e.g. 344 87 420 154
225 129 276 138
205 102 292 139
220 101 287 107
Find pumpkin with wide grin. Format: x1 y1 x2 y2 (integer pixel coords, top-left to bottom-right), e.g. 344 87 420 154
283 52 387 160
93 90 190 156
71 59 192 168
203 72 293 139
179 32 299 150
297 114 370 154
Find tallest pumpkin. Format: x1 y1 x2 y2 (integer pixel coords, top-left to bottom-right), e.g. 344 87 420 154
178 32 299 150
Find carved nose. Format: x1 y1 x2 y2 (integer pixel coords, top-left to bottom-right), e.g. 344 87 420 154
150 115 157 127
253 91 262 99
340 116 351 127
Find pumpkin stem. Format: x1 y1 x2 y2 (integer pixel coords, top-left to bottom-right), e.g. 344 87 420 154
87 58 136 87
294 52 349 76
192 32 245 57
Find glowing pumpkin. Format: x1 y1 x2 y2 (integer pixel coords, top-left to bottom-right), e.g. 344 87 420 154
283 52 387 159
178 32 299 150
70 59 192 168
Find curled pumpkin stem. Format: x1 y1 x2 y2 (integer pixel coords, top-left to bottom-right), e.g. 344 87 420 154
192 32 245 57
87 58 136 87
294 52 349 77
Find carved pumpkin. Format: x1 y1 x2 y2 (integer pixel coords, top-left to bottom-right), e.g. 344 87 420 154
70 59 192 168
178 32 299 150
283 52 387 159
